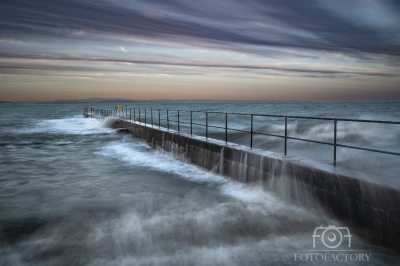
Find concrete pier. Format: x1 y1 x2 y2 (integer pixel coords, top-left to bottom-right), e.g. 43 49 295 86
85 113 400 253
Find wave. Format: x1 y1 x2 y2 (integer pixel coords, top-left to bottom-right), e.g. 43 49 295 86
15 116 116 135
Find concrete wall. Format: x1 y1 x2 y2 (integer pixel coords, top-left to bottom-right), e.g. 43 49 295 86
86 114 400 253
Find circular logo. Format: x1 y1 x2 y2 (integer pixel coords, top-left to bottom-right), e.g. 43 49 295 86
321 228 343 248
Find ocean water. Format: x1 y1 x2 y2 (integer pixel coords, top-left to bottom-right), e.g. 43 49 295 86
0 102 399 265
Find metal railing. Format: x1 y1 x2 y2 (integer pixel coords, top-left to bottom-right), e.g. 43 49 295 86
96 107 400 166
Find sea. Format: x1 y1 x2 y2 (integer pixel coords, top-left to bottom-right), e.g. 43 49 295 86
0 101 399 265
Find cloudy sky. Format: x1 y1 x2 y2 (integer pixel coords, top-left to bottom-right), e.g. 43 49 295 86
1 0 399 101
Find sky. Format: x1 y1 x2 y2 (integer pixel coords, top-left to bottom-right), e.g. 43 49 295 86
0 0 400 101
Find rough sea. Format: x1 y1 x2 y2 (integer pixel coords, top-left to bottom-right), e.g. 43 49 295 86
0 101 399 265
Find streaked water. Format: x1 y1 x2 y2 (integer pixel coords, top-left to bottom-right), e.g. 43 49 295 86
0 102 399 265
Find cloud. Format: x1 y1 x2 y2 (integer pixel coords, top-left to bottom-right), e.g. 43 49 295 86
0 0 399 57
0 52 396 78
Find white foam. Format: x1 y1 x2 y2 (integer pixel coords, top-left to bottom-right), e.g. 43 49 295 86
96 139 311 215
97 140 228 185
17 115 115 135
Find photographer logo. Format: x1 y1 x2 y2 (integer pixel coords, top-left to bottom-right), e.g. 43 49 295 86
294 225 371 262
312 225 351 249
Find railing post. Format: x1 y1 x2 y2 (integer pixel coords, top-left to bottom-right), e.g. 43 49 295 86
134 108 136 122
167 110 169 130
158 109 160 128
250 114 253 148
178 110 180 132
190 111 193 135
285 116 287 155
139 108 141 123
151 108 153 127
206 112 208 138
225 113 228 142
334 119 337 166
145 109 147 125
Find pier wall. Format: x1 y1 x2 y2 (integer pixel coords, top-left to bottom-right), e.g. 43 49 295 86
85 114 400 253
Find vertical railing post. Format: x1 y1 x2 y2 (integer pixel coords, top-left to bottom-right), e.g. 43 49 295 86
206 112 208 138
139 108 141 123
151 108 153 127
134 108 136 122
250 114 253 148
225 113 228 142
190 111 193 135
145 109 147 125
178 110 180 132
167 110 169 130
334 119 337 166
158 109 160 128
285 116 287 155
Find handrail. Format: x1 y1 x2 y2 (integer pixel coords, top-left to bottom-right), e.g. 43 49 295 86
95 107 400 166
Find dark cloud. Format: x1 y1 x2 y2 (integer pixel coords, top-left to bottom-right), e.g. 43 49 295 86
0 0 399 56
